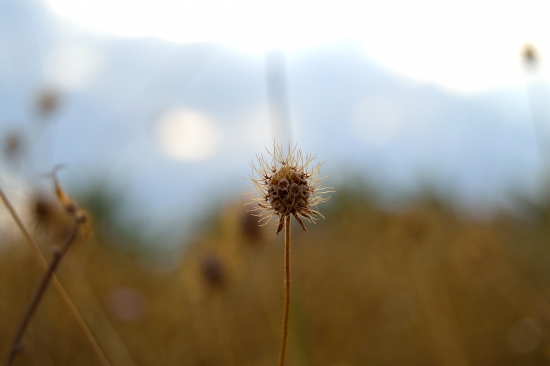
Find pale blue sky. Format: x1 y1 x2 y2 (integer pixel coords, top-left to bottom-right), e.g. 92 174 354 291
1 0 549 241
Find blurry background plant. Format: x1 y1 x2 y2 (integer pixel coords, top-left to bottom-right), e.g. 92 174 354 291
4 0 550 365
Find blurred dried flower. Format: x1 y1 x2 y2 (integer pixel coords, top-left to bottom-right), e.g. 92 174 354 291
247 143 331 235
200 254 226 289
32 194 57 226
37 90 60 117
522 44 539 70
3 132 25 162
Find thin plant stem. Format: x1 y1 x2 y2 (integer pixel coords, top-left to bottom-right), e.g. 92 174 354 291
0 188 111 366
277 215 291 366
5 219 81 366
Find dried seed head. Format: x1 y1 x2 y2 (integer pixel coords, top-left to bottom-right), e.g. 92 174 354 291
246 143 332 235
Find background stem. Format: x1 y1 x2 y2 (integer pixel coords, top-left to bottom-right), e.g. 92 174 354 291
5 220 81 366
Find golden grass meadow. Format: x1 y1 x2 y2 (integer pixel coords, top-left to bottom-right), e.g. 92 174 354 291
4 171 550 365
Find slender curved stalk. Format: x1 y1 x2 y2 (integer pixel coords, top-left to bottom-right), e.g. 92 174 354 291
277 215 291 366
6 219 82 366
0 188 111 366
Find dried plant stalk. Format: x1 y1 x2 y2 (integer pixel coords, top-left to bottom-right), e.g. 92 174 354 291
5 217 83 366
246 143 332 365
0 187 111 366
277 215 291 366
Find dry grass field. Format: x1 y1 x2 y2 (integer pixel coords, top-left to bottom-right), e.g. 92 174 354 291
3 185 550 365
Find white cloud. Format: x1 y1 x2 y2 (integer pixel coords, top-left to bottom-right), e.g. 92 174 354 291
44 0 550 93
44 43 104 90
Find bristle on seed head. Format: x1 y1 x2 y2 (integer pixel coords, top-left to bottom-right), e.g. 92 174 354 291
245 143 332 235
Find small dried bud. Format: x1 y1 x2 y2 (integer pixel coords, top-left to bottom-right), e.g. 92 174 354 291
76 209 92 238
37 90 60 117
33 195 56 225
246 144 332 235
50 168 92 237
523 44 538 70
200 254 226 289
54 175 77 214
3 132 24 162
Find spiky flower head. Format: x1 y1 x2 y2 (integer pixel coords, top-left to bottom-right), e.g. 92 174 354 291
246 143 331 235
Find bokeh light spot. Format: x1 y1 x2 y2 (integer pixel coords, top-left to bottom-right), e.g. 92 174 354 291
156 109 221 161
